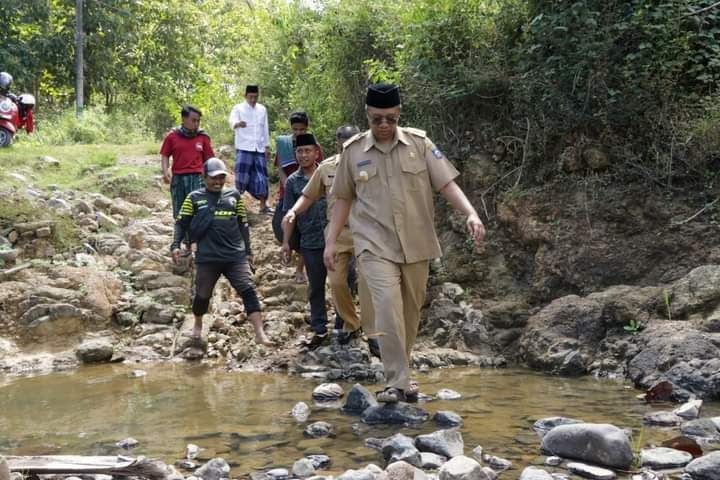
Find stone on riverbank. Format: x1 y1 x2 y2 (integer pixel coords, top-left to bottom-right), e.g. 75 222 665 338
566 462 615 480
292 458 316 478
540 423 633 470
292 402 311 422
520 467 553 480
362 403 429 425
434 411 463 427
382 433 422 468
436 389 462 400
532 416 584 436
343 384 378 414
420 452 447 469
685 451 720 480
674 399 703 420
383 460 428 480
680 417 720 440
303 421 334 438
194 458 230 480
438 455 491 480
482 455 511 472
312 383 344 401
643 411 683 426
640 447 692 469
415 429 464 458
75 338 114 363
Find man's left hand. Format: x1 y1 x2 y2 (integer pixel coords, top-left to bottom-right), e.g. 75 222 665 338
467 213 486 246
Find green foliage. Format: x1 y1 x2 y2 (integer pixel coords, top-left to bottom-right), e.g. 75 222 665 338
623 318 643 334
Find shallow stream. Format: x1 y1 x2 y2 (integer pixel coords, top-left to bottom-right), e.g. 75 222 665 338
1 364 717 479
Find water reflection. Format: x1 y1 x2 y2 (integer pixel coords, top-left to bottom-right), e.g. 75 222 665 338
1 364 718 479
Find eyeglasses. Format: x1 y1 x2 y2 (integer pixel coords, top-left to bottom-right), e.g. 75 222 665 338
368 114 399 125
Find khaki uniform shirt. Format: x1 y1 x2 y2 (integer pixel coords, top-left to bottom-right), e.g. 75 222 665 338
331 127 459 264
303 154 354 254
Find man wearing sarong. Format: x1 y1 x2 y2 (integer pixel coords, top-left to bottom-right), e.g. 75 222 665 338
229 85 272 214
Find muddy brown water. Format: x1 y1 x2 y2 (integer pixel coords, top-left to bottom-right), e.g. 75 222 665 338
1 364 718 479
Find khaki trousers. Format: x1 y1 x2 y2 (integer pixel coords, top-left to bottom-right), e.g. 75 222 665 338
358 252 429 390
327 251 376 335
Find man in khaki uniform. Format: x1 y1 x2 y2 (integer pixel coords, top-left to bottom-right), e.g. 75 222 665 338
324 84 485 403
284 125 379 355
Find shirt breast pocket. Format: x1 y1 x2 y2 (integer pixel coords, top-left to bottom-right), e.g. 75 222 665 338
399 155 429 191
355 164 379 196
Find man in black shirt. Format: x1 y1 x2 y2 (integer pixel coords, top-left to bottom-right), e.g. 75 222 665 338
171 158 274 347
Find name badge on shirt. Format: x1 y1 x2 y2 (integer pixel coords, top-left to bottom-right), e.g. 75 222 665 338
357 160 372 167
432 148 444 159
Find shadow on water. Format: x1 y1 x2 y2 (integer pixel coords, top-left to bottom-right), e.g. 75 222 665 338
1 363 718 478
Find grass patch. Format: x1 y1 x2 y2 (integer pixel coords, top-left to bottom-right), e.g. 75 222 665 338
0 197 79 251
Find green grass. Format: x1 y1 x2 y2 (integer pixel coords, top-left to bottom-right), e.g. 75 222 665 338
0 143 158 191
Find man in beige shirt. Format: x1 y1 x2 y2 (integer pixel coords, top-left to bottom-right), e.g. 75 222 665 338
324 83 485 403
283 125 379 355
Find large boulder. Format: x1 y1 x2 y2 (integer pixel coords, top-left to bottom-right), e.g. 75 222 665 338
362 403 429 425
414 429 464 458
75 338 114 363
382 434 421 468
664 265 720 318
539 423 633 470
685 451 720 480
640 447 693 469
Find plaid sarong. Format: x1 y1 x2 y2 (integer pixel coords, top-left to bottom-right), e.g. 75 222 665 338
171 173 203 219
235 149 268 199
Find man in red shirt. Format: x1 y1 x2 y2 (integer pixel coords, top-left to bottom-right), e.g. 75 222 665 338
160 105 216 219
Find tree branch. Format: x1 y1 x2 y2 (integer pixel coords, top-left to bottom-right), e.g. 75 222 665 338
682 1 720 17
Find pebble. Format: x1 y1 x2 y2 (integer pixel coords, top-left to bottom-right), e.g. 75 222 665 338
436 388 462 400
566 463 615 480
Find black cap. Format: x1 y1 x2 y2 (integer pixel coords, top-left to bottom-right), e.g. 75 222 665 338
245 85 259 94
366 83 401 108
295 133 317 148
204 157 228 177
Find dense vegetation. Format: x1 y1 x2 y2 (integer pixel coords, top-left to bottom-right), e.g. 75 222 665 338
2 0 719 191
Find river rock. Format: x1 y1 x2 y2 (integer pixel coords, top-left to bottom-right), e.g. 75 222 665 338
540 423 633 470
483 455 511 472
115 437 139 449
420 452 447 469
337 468 376 480
293 458 316 478
533 416 584 436
343 384 378 413
434 411 463 427
362 403 429 425
194 458 230 480
436 389 462 400
266 468 289 480
305 455 331 470
674 399 703 419
631 471 660 480
303 421 334 438
384 460 428 480
520 467 554 480
292 402 311 422
382 433 422 467
438 455 490 480
312 383 344 401
643 411 683 426
415 429 464 458
681 417 720 440
566 463 615 480
685 451 720 480
75 338 114 363
640 447 692 469
186 444 200 460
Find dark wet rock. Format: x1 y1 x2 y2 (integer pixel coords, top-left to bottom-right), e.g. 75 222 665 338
115 437 139 449
420 452 447 469
362 402 429 425
674 399 703 420
520 467 554 480
194 458 230 480
415 429 464 458
685 451 720 480
365 437 385 451
292 458 316 479
540 423 633 470
434 411 463 427
482 455 511 472
291 402 311 422
681 417 720 440
382 433 422 468
266 468 289 480
566 462 615 480
436 389 462 400
75 338 114 363
343 384 378 414
312 383 344 401
640 447 693 469
305 455 331 470
533 417 584 436
303 421 334 438
438 455 491 480
385 460 428 480
643 411 684 426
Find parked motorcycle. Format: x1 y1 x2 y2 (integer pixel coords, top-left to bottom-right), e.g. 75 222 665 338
0 72 35 147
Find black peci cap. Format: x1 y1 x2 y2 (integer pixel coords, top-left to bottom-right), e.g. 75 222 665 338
366 83 401 108
245 85 259 94
295 133 317 148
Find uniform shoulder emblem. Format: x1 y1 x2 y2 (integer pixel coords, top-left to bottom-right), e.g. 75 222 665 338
404 127 427 138
342 131 368 149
